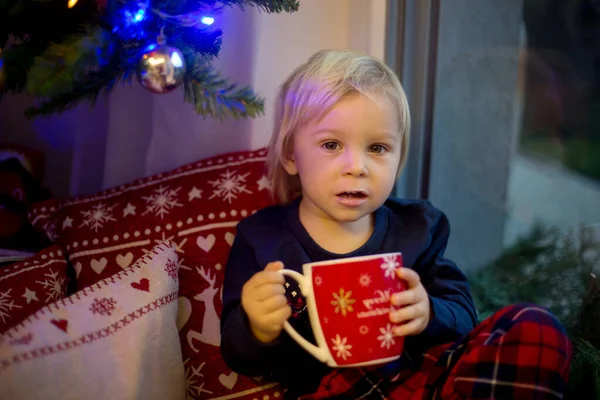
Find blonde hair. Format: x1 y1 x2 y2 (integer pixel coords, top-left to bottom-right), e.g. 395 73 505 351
266 49 411 204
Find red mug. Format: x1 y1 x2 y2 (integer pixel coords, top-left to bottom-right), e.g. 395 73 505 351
279 252 406 367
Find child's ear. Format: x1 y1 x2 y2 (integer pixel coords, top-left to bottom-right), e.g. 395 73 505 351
282 151 298 176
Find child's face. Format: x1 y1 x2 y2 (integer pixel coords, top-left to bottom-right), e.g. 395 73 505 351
284 93 402 226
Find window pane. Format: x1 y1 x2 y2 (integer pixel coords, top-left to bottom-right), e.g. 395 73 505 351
426 0 600 347
429 0 600 270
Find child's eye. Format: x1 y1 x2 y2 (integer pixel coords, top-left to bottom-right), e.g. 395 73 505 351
369 144 388 154
322 141 340 151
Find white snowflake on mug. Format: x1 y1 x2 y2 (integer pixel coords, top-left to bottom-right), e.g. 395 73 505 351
36 269 66 302
331 334 352 360
208 170 252 203
380 254 400 279
314 276 323 286
359 325 369 335
359 273 372 287
142 185 183 219
377 323 396 350
80 202 117 232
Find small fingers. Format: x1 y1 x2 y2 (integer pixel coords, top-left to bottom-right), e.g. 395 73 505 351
395 267 421 288
390 289 419 307
264 261 284 271
262 305 292 329
260 294 289 314
389 304 420 324
251 270 285 287
252 283 286 302
393 318 424 337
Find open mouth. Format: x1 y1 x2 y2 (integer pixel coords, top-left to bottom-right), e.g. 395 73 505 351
337 190 368 199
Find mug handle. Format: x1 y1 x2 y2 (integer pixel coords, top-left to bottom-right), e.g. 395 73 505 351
278 269 329 364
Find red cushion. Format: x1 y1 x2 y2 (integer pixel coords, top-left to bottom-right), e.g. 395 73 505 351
28 148 283 399
0 245 69 333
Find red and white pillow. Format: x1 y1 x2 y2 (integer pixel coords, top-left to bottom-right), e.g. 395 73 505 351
0 245 69 333
28 148 273 290
0 242 186 400
27 148 282 399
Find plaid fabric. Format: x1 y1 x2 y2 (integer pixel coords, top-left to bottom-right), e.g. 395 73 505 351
299 304 572 400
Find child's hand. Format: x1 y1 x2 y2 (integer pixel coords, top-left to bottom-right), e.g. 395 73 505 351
389 268 431 336
241 261 291 344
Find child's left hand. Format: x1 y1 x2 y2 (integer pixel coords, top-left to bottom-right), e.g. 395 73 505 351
389 268 431 336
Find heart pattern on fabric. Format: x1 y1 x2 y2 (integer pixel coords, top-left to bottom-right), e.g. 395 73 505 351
23 149 279 398
224 232 235 246
130 278 150 292
116 253 134 269
219 371 238 390
74 262 83 278
196 234 216 253
90 258 108 275
176 296 192 331
50 319 68 333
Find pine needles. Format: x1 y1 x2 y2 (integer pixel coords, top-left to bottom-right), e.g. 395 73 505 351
468 222 600 399
0 0 298 119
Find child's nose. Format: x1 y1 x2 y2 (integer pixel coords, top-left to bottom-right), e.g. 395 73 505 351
342 151 368 177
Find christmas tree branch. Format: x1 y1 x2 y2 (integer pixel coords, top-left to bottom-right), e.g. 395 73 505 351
22 27 139 117
26 26 107 98
23 57 138 118
0 39 45 97
184 57 264 120
210 0 299 13
2 0 298 120
170 26 222 59
24 70 119 118
156 0 298 22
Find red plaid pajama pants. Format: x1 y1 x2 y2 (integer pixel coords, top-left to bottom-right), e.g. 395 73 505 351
300 304 572 399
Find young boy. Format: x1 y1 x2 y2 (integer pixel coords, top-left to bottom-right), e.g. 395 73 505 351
220 49 571 399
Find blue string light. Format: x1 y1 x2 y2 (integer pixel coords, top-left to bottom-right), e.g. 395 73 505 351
133 9 145 22
108 2 216 55
124 7 146 25
200 16 214 26
111 1 149 44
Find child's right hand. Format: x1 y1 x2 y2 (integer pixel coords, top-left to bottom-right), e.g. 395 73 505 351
241 261 291 343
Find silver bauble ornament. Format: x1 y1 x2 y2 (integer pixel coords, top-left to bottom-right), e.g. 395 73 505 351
136 44 186 94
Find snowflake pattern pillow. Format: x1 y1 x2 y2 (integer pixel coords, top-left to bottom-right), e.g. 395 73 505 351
0 245 69 333
0 241 185 400
28 148 273 291
27 148 282 399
